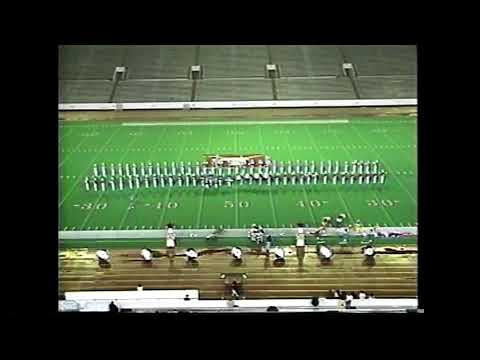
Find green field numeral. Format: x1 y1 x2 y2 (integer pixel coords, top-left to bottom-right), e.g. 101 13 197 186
177 130 193 136
227 130 245 135
274 130 292 135
367 200 399 207
156 202 178 209
224 201 249 208
80 203 108 210
297 200 326 208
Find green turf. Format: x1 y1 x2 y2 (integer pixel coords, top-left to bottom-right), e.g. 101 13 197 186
59 116 417 232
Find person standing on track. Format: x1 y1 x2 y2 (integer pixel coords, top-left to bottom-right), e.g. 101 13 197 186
166 224 176 259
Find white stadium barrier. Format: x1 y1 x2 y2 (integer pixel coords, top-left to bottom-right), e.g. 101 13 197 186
58 99 417 111
58 226 417 240
59 291 418 312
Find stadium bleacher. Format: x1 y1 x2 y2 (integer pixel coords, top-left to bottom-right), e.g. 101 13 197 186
198 45 268 78
124 45 195 79
276 78 356 100
341 45 417 76
271 45 344 77
355 76 417 99
196 78 274 101
59 45 126 80
59 80 113 103
113 79 193 102
59 45 417 103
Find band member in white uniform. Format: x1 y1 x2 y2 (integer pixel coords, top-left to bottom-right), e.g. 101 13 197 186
362 245 376 258
319 245 334 260
231 246 242 260
185 248 198 262
96 249 111 264
273 247 285 261
141 248 153 261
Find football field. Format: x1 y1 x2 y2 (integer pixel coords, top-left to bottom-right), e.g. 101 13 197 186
59 116 417 238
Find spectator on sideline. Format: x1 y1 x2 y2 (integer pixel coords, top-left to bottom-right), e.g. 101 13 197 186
166 225 176 258
109 301 119 313
184 294 191 301
359 291 367 299
137 284 143 291
346 293 354 308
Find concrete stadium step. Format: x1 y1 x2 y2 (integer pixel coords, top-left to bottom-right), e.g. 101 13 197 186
59 249 417 298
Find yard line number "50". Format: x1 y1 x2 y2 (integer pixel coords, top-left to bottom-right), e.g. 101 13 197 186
224 201 250 208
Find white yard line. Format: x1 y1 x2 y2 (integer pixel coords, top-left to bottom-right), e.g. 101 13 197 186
350 123 417 205
58 127 73 145
257 126 279 228
58 135 90 169
80 134 140 230
156 133 188 229
305 124 355 223
117 128 167 230
234 125 240 228
332 129 394 226
59 127 122 208
284 131 316 226
122 119 350 127
381 131 417 169
195 127 213 228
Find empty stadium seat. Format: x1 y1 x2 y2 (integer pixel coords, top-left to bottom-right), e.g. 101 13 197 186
355 76 417 99
271 45 344 77
59 45 126 80
199 45 268 78
196 79 274 101
113 80 193 102
124 45 196 79
342 45 417 76
59 80 113 103
276 78 356 100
